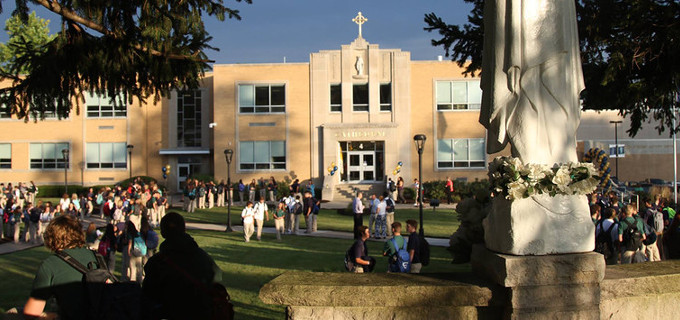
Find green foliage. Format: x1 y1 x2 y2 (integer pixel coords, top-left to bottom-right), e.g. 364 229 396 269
424 0 680 137
0 11 54 75
36 185 88 197
422 179 490 202
0 0 252 121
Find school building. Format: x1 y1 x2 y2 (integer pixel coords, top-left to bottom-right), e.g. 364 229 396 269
1 15 677 200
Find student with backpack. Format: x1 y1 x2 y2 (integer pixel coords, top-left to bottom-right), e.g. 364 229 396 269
126 220 146 283
384 193 396 237
642 198 663 261
346 225 375 273
618 204 647 264
406 219 424 273
595 207 619 265
22 215 142 320
383 222 410 272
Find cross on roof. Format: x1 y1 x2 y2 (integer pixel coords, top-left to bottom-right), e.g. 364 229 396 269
352 12 368 38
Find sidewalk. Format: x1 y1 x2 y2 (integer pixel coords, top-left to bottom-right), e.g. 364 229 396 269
0 215 450 255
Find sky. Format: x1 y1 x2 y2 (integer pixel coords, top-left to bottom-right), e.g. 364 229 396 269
0 0 472 64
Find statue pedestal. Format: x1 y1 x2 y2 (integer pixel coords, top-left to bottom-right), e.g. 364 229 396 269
483 194 595 255
471 245 605 319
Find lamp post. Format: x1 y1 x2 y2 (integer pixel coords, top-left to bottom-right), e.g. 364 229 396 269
413 134 426 236
224 149 234 232
610 120 623 181
127 144 134 180
61 148 69 194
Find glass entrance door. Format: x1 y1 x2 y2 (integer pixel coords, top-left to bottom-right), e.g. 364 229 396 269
178 164 191 191
347 151 375 182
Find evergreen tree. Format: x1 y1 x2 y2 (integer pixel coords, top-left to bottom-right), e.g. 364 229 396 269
425 0 680 137
0 0 251 120
0 11 55 74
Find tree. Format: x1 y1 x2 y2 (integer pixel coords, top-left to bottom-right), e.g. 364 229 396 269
0 0 251 120
425 0 680 137
0 11 55 74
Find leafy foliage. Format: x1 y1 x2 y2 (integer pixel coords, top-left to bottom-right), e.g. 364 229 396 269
0 11 55 74
0 0 251 120
424 0 680 137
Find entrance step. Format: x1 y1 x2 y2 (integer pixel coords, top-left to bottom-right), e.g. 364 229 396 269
331 183 387 204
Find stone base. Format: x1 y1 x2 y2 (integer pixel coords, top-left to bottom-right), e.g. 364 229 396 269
483 194 595 255
287 306 500 320
471 245 605 319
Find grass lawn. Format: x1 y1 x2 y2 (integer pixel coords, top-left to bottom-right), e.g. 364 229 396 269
180 204 460 239
0 229 467 319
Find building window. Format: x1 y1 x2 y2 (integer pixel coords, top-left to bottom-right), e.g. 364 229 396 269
239 84 285 114
609 144 625 158
352 83 368 112
177 90 202 147
0 96 11 119
380 83 392 112
437 138 485 168
436 80 482 111
239 141 286 170
30 143 69 169
0 144 10 168
85 91 127 118
330 84 342 112
86 142 127 169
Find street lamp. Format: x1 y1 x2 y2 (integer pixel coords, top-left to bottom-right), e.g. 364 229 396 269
224 149 234 232
610 120 623 181
61 148 69 194
413 134 426 236
127 144 134 180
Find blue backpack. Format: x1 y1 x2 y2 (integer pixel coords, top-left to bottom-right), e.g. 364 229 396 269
391 238 411 273
145 230 159 250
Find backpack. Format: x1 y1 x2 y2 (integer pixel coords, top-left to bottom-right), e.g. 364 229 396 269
294 202 303 214
96 193 104 205
146 230 159 250
385 198 395 213
131 234 147 257
390 238 411 273
311 198 320 214
29 209 40 223
112 208 123 222
103 203 112 217
389 182 396 192
56 250 142 320
621 219 644 251
652 209 664 233
98 239 111 256
419 234 431 266
594 221 616 259
146 198 155 209
344 247 354 271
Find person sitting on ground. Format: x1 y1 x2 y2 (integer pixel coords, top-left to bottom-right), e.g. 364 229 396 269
22 215 99 319
349 225 375 273
142 211 223 319
383 222 406 272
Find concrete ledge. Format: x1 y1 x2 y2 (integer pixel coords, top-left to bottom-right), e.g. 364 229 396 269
471 245 605 287
259 272 506 308
287 306 499 320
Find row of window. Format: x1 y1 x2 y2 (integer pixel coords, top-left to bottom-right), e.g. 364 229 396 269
0 142 128 170
0 92 128 120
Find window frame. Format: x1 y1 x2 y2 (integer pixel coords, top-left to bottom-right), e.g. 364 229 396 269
330 84 342 113
238 84 286 114
0 143 11 169
352 83 369 112
86 142 128 170
238 140 286 171
85 91 127 118
379 83 392 112
436 138 486 169
177 89 203 148
29 143 70 170
436 80 482 111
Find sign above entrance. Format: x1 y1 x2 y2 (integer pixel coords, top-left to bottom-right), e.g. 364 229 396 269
334 130 386 138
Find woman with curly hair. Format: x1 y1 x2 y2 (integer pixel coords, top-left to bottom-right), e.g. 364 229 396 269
22 215 99 319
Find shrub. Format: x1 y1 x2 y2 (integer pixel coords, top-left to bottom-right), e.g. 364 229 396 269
403 187 416 200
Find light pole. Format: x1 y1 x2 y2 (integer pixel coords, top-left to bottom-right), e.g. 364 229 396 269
61 148 69 194
413 134 426 236
127 144 134 180
224 149 234 232
610 120 623 181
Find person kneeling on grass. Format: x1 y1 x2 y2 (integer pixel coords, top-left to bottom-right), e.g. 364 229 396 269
21 215 101 320
142 212 225 319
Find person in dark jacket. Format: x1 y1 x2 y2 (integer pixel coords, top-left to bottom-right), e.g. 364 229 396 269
142 212 223 319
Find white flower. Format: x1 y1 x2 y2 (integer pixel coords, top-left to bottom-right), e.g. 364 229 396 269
508 157 524 171
526 163 547 182
507 178 528 200
552 167 571 193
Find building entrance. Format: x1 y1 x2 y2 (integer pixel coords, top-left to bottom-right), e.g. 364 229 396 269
340 141 384 183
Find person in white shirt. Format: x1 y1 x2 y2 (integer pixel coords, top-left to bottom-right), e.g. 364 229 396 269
369 195 380 238
241 201 255 242
59 193 70 212
284 194 296 234
253 198 269 241
375 196 387 239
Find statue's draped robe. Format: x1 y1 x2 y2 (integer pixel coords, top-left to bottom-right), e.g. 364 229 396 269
480 0 585 165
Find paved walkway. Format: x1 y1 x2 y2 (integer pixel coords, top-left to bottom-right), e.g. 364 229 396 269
1 212 451 255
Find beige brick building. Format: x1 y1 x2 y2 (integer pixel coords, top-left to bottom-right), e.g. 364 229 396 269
1 35 677 199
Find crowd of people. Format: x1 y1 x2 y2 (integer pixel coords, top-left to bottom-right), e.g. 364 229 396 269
591 192 680 264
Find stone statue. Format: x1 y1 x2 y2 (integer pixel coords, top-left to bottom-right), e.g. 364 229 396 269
479 0 584 165
355 56 364 76
479 0 593 255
